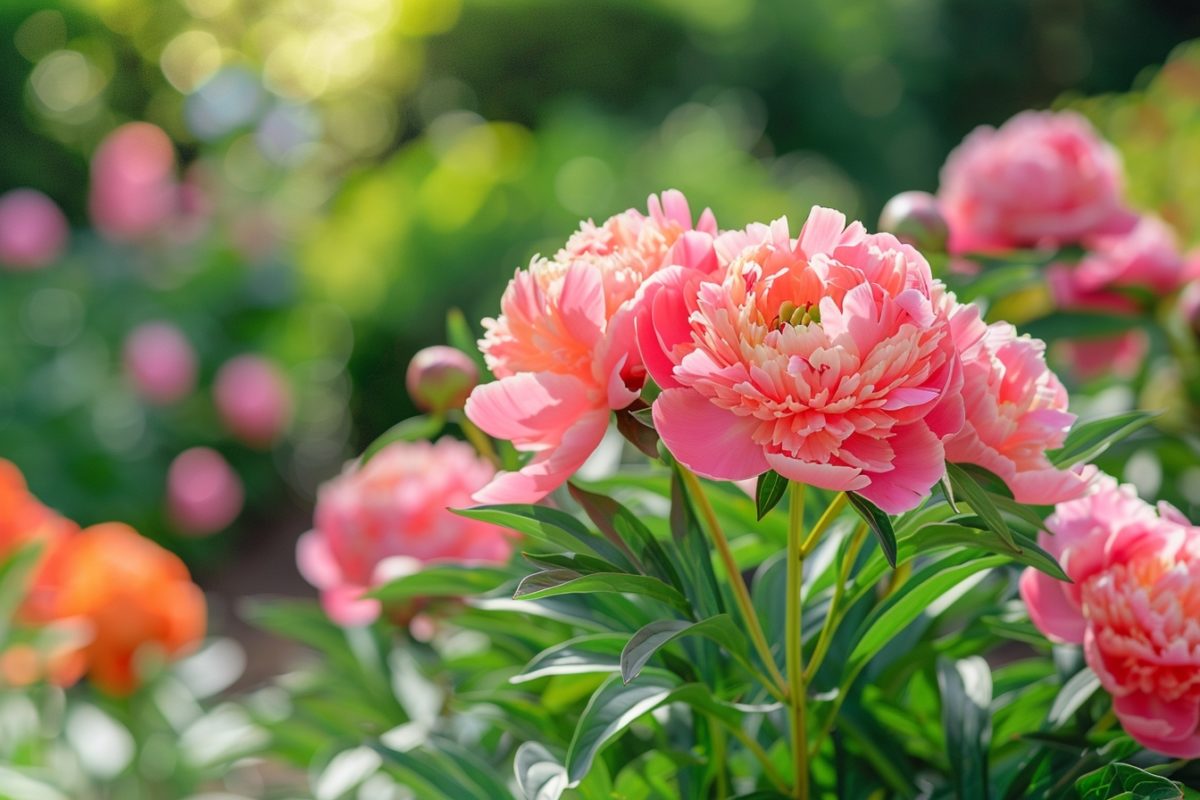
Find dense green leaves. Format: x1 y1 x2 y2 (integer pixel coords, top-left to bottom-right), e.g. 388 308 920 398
368 564 512 602
513 742 569 800
1048 411 1158 469
566 672 682 784
937 656 992 799
847 492 897 567
456 505 636 569
1075 763 1183 800
514 570 692 614
619 615 749 683
945 462 1016 550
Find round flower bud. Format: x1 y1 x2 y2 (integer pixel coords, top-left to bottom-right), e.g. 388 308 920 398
123 322 198 405
167 447 244 535
406 346 479 413
213 355 292 447
0 189 68 270
878 191 949 253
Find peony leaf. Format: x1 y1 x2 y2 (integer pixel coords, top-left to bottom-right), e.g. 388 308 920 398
847 492 897 568
513 742 568 800
1047 410 1158 469
755 470 788 521
567 483 684 591
1075 763 1183 800
367 564 513 602
905 522 1067 581
1047 668 1101 727
455 505 637 571
511 634 628 684
937 656 993 800
946 462 1016 550
619 615 751 684
514 570 692 614
360 415 445 465
566 671 681 785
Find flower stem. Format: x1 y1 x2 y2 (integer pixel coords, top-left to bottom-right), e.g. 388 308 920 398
455 413 501 467
786 480 808 800
800 491 848 557
804 520 868 684
679 468 789 699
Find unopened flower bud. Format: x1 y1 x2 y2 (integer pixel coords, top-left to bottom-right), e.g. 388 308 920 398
406 346 478 413
879 191 949 253
0 189 68 270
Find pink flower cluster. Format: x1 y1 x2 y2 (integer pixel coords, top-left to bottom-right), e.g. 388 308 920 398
466 192 1086 513
297 439 512 626
1021 475 1200 757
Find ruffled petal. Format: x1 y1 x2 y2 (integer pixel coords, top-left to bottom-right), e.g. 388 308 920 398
654 388 769 481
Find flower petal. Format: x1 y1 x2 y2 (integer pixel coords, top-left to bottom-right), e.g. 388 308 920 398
1019 566 1086 644
654 388 769 481
471 409 610 504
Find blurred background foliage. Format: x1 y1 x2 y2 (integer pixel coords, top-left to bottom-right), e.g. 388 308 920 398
2 0 1200 569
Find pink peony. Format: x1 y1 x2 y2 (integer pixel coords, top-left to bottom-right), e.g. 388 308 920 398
213 355 292 447
943 303 1088 504
1055 215 1185 299
123 322 198 405
465 190 717 504
167 447 245 535
89 123 178 242
0 189 68 270
296 438 513 626
407 346 479 413
1021 475 1200 757
939 111 1132 254
636 207 964 514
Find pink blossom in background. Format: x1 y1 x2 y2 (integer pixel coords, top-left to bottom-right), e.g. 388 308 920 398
123 322 198 405
213 355 292 447
167 447 245 535
939 111 1133 254
944 302 1088 504
0 189 68 270
1180 280 1200 336
637 207 964 514
296 438 513 626
1020 475 1200 758
406 346 479 413
466 190 717 504
1054 333 1149 382
89 123 178 242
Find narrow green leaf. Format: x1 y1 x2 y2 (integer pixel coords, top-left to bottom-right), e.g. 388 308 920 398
522 552 626 575
514 570 692 614
906 523 1068 581
361 415 444 464
619 615 749 683
367 564 511 602
615 406 660 458
514 742 568 800
511 634 627 683
455 505 636 570
938 656 993 799
1047 668 1101 727
446 307 489 376
847 492 897 568
566 672 681 784
1048 411 1158 469
946 462 1016 550
1020 311 1141 343
568 483 684 590
755 471 788 521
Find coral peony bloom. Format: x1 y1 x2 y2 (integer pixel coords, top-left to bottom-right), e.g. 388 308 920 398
167 447 244 535
296 438 513 626
407 346 479 413
0 189 68 270
943 303 1087 504
466 190 717 504
89 123 179 242
637 207 964 514
939 111 1132 254
1020 476 1200 757
213 355 293 447
123 322 198 405
0 460 78 624
49 523 206 696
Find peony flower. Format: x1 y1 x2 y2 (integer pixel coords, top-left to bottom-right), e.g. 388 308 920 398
167 447 245 535
0 189 68 270
0 460 77 624
213 355 293 447
939 111 1132 254
943 303 1088 504
407 346 479 413
123 322 198 405
89 123 179 242
636 207 964 514
1020 475 1200 758
296 438 513 626
465 190 717 504
48 523 206 696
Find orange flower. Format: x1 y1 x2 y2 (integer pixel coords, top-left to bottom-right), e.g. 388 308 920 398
0 459 77 623
51 523 205 696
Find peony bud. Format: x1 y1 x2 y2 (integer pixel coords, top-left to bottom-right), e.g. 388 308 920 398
406 346 478 413
89 123 177 242
167 447 244 535
0 189 68 270
878 191 949 253
123 322 198 405
213 355 292 447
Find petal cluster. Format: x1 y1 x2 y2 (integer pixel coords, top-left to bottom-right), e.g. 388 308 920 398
297 438 513 626
939 111 1131 254
466 190 717 503
1020 475 1200 757
638 208 964 514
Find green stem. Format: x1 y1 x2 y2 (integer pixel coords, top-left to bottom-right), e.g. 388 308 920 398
800 491 848 557
725 720 792 795
679 468 789 700
804 521 868 684
786 481 809 800
455 413 500 467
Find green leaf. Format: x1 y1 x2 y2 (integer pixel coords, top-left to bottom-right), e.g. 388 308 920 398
847 492 897 568
360 415 445 464
849 552 1008 668
615 406 660 459
511 634 627 683
367 564 512 602
514 742 568 800
568 483 684 590
619 615 750 683
755 471 788 521
566 672 682 784
938 656 993 800
522 551 626 574
905 523 1068 581
1047 668 1101 727
1075 763 1183 800
1020 311 1141 343
0 542 44 641
446 307 489 377
1048 411 1158 469
455 505 636 570
514 570 692 614
946 462 1017 550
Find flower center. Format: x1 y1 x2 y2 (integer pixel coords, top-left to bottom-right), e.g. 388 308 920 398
775 300 821 329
